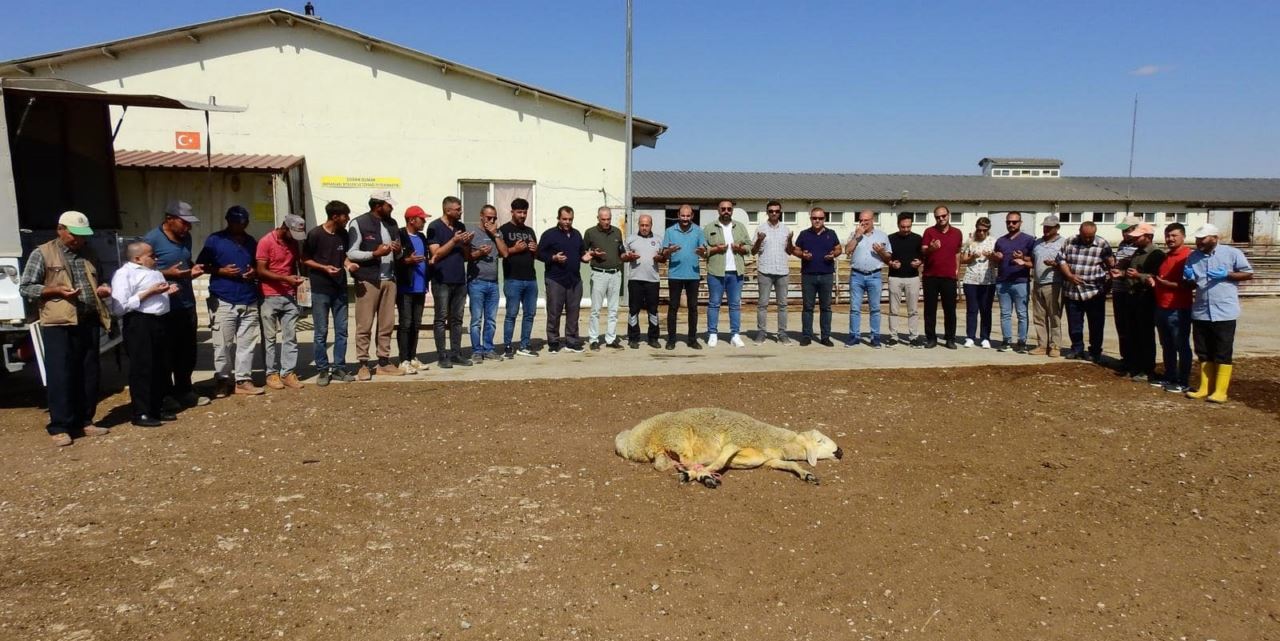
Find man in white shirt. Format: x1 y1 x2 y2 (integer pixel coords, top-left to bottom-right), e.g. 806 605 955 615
111 241 179 427
751 200 793 344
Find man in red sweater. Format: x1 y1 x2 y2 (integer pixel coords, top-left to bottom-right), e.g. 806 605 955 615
921 205 963 349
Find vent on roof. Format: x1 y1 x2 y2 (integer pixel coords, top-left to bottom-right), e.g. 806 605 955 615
979 157 1063 178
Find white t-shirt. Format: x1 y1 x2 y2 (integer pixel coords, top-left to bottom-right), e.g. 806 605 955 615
961 235 997 285
719 221 737 273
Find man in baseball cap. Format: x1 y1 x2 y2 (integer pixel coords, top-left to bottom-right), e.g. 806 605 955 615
58 210 95 236
165 200 200 224
1115 214 1142 231
395 205 431 373
144 201 209 410
196 205 263 397
1115 222 1163 381
1183 223 1253 403
369 190 397 208
283 213 307 241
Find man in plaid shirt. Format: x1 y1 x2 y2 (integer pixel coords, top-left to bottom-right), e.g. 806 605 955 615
1057 221 1114 361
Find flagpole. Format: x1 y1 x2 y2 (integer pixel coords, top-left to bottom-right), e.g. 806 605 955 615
624 0 634 233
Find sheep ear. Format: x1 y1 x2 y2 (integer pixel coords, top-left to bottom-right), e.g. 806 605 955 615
806 447 818 467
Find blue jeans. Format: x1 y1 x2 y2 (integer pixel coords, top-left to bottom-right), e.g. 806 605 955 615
312 291 348 371
848 271 882 341
963 284 994 342
503 279 538 350
997 281 1030 343
706 271 743 335
468 279 500 354
1156 307 1192 386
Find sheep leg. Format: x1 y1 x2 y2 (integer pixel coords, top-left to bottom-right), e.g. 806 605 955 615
764 459 821 484
681 444 740 489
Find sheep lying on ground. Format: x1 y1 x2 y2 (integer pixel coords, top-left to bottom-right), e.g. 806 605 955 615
614 407 843 488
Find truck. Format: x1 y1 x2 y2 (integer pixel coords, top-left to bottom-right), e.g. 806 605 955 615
0 77 242 375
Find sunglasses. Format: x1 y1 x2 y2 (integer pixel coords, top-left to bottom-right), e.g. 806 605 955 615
766 209 782 214
810 217 825 221
718 207 734 212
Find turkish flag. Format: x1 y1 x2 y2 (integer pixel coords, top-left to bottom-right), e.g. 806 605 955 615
175 131 201 150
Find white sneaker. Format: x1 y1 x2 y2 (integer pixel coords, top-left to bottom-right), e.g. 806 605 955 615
706 334 719 348
400 361 417 375
729 334 745 348
963 338 975 348
980 339 992 349
410 358 425 370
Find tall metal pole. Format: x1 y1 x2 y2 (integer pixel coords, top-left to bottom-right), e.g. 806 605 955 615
1125 93 1138 210
624 0 634 233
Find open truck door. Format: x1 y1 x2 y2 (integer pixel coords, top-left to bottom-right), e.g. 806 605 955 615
0 77 244 376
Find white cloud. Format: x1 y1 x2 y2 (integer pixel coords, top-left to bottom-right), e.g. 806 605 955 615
1130 64 1172 76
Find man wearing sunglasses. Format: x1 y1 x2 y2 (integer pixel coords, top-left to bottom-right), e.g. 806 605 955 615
703 199 751 348
792 207 842 346
751 201 793 344
993 211 1037 353
921 205 963 349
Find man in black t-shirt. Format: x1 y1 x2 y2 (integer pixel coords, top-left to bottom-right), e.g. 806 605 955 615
302 201 355 385
885 212 924 347
494 198 539 358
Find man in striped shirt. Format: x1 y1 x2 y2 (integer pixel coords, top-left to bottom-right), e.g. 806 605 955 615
1057 221 1114 362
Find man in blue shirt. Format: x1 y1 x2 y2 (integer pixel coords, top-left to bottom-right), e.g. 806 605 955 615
843 209 891 347
395 206 430 373
197 206 262 396
660 204 708 350
1183 224 1253 403
992 211 1038 353
144 201 209 408
537 205 592 353
793 207 842 346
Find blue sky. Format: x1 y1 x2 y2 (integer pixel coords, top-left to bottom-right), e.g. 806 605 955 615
2 0 1276 177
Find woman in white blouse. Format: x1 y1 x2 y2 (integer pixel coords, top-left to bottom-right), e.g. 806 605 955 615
960 217 997 348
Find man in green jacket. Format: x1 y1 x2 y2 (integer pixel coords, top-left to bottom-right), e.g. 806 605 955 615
703 199 752 348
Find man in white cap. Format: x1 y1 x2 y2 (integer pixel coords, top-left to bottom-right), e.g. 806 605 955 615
1183 224 1253 403
1109 214 1143 371
256 215 308 390
346 190 406 379
19 211 115 445
1114 223 1164 381
143 201 209 409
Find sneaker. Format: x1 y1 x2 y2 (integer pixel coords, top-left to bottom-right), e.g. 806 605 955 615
779 334 793 345
870 337 883 348
607 338 625 350
911 336 926 348
517 347 538 358
131 416 163 428
729 334 745 348
980 339 992 349
82 425 111 437
687 340 702 350
648 339 662 349
212 378 232 399
51 433 73 447
562 344 584 354
706 334 718 348
178 391 210 407
548 345 562 354
963 338 975 348
452 354 475 365
1129 373 1149 383
1164 382 1188 393
266 373 285 390
629 340 640 349
753 331 767 345
502 348 516 360
1014 341 1028 354
472 353 486 364
376 363 404 376
282 373 304 389
884 337 898 347
996 341 1009 352
589 340 601 351
665 341 676 351
944 340 958 350
799 336 812 346
331 368 356 382
924 340 937 349
1149 377 1168 388
844 337 859 348
356 366 373 381
818 337 834 347
316 371 331 387
438 358 453 369
235 380 265 395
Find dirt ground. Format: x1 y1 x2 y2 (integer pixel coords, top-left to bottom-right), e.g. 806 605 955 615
1 359 1277 641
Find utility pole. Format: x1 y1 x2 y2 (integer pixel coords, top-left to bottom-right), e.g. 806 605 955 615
624 0 634 235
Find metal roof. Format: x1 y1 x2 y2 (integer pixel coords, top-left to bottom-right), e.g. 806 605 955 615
0 77 244 112
634 171 1280 206
116 149 304 172
979 157 1064 167
0 9 666 148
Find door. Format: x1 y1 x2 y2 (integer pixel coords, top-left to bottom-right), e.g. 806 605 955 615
1232 211 1253 243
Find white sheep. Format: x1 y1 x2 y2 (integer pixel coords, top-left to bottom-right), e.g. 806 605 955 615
614 407 843 488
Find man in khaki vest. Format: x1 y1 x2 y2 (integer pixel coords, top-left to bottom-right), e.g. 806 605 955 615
19 212 115 446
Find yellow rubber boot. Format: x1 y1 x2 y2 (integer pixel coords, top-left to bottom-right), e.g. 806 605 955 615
1186 362 1215 399
1207 364 1233 403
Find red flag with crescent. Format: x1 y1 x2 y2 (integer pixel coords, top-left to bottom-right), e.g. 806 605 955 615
175 131 201 150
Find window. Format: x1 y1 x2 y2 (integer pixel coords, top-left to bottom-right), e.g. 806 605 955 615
1137 212 1158 223
1093 212 1115 223
746 211 759 223
1048 170 1060 176
827 211 845 224
458 180 534 227
782 212 799 224
951 212 964 224
909 212 928 224
1166 212 1187 223
1031 170 1042 177
1059 212 1084 223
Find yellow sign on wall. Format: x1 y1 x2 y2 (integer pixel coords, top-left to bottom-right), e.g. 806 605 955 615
321 176 403 189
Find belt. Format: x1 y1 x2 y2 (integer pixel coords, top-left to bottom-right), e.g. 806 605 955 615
853 268 881 275
591 267 620 274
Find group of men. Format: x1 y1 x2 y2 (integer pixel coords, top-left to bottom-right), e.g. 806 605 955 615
20 195 1253 446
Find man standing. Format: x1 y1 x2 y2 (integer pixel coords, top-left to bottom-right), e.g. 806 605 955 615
661 204 708 350
751 201 793 344
302 201 355 386
495 198 539 358
844 209 891 348
885 213 923 347
427 196 473 368
1110 215 1143 371
537 205 592 353
143 201 208 407
1149 223 1193 392
111 241 177 426
1057 221 1114 362
622 214 662 349
20 212 114 445
197 205 262 395
792 207 842 346
993 211 1037 353
257 215 307 390
1116 223 1164 380
347 190 405 379
1184 224 1253 403
1030 215 1067 357
396 205 430 372
703 199 751 348
467 205 501 362
920 205 963 349
583 206 626 350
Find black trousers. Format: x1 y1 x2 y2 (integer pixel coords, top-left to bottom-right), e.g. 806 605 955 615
397 292 426 361
1065 295 1107 357
1112 291 1133 369
923 276 958 342
431 280 466 357
1121 290 1156 374
41 320 101 435
627 280 661 342
162 306 197 396
1193 319 1237 364
123 312 170 418
667 278 700 342
545 279 583 349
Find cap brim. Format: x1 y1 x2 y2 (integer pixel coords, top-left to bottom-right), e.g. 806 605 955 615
66 225 94 236
289 230 306 240
179 215 200 224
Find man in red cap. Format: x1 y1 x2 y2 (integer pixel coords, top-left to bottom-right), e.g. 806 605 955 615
396 205 431 373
